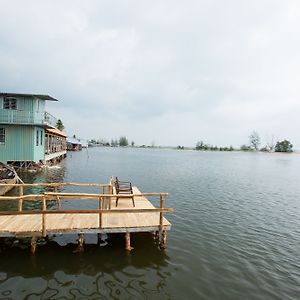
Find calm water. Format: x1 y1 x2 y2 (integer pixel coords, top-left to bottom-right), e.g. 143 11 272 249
0 148 300 299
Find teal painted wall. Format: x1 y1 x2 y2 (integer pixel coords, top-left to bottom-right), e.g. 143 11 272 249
0 95 50 163
0 96 46 125
33 126 45 162
0 125 45 163
0 96 36 112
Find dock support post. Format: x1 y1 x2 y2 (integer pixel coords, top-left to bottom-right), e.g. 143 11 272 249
152 231 160 242
125 232 133 251
30 236 37 255
73 234 84 253
160 230 167 249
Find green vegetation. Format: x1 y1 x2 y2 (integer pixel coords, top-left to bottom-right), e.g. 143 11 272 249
119 136 129 147
275 140 293 153
56 119 65 131
249 131 260 150
196 141 234 152
240 144 252 151
240 131 294 153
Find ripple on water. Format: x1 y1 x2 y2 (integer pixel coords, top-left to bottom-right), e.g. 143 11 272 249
1 149 300 299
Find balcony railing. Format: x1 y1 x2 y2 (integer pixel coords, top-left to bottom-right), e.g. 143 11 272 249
0 109 57 128
44 111 57 128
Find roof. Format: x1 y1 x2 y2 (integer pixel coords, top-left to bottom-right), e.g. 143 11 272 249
46 128 67 137
0 92 58 101
67 138 82 145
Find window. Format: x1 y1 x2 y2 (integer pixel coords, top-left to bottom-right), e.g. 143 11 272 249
40 130 43 146
36 130 39 146
0 128 5 144
3 97 17 110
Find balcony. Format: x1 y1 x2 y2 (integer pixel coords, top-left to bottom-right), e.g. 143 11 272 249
0 109 57 128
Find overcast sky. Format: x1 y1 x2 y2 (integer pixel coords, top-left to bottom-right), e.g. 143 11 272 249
1 0 299 148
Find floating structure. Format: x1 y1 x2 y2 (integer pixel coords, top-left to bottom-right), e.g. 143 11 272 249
0 179 172 253
0 92 66 167
67 137 82 151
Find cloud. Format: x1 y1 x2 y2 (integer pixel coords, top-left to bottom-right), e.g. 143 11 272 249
1 0 300 148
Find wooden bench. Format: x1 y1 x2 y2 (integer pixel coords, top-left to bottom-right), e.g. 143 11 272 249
114 177 135 207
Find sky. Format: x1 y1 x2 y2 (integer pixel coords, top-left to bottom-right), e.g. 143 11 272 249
0 0 299 148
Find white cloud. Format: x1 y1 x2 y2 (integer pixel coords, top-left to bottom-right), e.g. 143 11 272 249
1 0 300 148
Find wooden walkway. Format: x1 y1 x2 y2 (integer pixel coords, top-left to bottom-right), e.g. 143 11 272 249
0 182 172 252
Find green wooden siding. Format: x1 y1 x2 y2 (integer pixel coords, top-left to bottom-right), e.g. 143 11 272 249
0 125 45 163
0 96 46 125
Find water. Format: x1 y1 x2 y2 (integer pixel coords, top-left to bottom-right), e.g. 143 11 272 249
1 148 300 299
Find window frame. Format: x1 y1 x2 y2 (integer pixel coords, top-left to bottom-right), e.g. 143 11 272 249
0 128 5 145
3 97 18 110
36 129 39 146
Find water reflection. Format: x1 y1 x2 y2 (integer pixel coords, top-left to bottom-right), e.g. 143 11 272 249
0 233 171 299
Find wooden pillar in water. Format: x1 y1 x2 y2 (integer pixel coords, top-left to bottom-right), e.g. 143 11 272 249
30 236 37 255
125 232 133 251
160 230 167 249
73 234 84 253
152 231 160 242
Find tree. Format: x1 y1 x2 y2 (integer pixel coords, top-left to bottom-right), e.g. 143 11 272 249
196 141 204 150
240 144 251 151
131 141 135 147
249 131 260 150
56 119 64 131
275 140 293 153
119 136 128 147
111 139 119 147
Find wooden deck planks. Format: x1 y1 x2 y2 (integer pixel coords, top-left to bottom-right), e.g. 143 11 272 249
0 215 42 233
45 213 99 230
0 187 171 235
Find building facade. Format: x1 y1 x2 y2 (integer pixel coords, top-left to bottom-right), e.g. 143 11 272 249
0 93 67 166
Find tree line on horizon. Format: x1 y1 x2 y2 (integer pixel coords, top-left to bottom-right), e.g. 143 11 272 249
241 131 293 153
195 131 293 153
55 120 293 153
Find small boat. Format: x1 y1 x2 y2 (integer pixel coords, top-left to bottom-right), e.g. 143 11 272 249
0 163 18 196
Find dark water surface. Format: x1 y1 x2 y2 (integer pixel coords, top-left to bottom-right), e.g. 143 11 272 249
0 148 300 299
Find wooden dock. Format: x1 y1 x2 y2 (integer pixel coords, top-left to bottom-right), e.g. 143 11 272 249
0 181 172 253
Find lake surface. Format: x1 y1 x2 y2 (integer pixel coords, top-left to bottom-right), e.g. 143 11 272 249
0 148 300 299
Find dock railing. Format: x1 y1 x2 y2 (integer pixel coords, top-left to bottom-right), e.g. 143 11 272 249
0 182 172 237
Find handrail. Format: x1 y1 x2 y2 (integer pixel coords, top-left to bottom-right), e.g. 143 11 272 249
0 192 169 201
0 182 112 187
0 208 173 216
0 181 171 233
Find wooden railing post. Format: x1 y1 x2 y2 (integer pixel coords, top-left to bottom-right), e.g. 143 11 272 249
159 194 164 231
54 187 61 209
102 186 106 209
18 185 23 211
42 196 47 237
99 196 103 228
109 184 113 209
